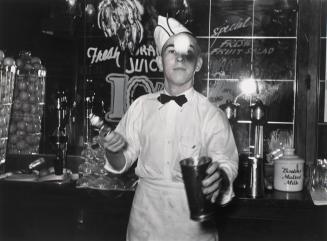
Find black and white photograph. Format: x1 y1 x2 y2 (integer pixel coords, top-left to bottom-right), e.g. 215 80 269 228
0 0 326 240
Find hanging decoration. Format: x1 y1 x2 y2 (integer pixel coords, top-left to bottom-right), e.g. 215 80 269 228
97 0 144 52
155 0 193 26
171 0 193 25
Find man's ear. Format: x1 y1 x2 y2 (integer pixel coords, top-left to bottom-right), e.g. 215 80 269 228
195 56 203 72
156 56 163 72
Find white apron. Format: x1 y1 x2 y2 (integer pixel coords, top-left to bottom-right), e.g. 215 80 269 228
126 178 218 241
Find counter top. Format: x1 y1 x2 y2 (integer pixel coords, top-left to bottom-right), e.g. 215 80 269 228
2 153 317 208
0 176 317 207
0 178 314 205
235 188 313 207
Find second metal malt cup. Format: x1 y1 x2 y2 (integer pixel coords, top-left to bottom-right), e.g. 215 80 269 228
180 156 216 222
246 156 265 198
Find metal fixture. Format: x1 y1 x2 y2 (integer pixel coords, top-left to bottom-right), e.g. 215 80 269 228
50 90 69 175
220 99 239 123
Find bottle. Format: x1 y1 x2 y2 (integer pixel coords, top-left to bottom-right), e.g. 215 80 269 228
54 153 64 175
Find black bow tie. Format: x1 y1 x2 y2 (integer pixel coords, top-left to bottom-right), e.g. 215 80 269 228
157 94 188 107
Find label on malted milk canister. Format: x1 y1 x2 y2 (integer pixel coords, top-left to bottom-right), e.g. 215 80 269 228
273 148 304 192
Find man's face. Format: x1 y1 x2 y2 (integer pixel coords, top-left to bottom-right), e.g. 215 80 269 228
159 33 202 90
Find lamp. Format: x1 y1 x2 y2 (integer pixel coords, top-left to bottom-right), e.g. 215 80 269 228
239 76 257 96
85 3 95 16
66 0 82 18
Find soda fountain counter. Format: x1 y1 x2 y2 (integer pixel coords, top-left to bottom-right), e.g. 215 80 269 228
0 155 326 241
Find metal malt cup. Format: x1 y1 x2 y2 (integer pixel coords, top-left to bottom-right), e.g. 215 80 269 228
180 156 216 222
246 156 265 198
234 152 250 197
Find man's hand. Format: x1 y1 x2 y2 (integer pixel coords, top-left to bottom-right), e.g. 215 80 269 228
202 162 230 203
101 131 126 152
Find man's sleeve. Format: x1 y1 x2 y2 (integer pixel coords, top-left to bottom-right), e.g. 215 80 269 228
204 108 239 205
104 98 143 174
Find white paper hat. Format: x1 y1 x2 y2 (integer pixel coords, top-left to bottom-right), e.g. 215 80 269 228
154 15 191 55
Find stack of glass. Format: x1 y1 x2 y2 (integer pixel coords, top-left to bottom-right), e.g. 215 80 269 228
7 51 46 154
76 113 138 190
310 159 327 192
0 51 16 173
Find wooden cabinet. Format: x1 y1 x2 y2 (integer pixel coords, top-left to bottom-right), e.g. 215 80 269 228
0 182 134 241
0 181 326 241
296 0 327 163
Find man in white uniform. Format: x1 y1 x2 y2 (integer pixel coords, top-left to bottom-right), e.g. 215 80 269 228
102 15 239 241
